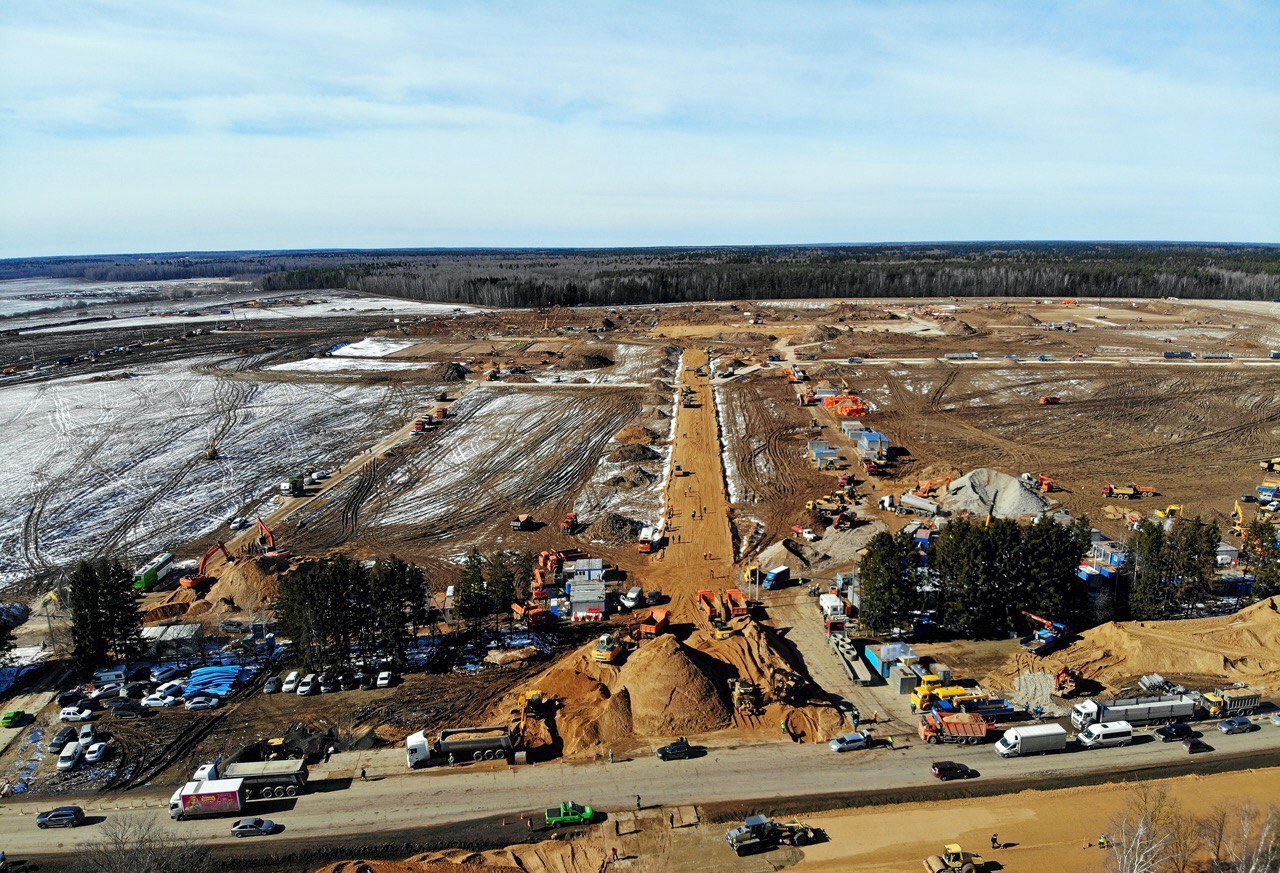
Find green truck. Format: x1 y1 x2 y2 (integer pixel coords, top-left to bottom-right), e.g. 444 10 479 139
132 552 174 591
545 801 594 827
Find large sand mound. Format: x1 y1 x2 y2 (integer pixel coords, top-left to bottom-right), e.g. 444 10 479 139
984 597 1280 694
942 468 1049 518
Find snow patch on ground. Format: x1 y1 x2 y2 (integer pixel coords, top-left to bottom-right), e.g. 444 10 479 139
331 337 419 358
267 357 423 373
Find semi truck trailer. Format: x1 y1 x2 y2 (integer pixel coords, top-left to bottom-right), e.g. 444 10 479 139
406 725 513 767
1071 694 1197 729
194 759 309 799
994 724 1068 758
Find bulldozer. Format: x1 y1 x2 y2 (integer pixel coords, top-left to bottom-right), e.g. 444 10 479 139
770 667 805 705
923 844 987 873
731 679 762 715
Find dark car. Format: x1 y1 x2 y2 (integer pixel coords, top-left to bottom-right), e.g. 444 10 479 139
1184 738 1213 754
318 673 338 693
112 702 148 719
340 673 359 691
121 682 150 700
46 726 78 753
1155 723 1196 743
263 676 282 694
37 806 85 828
355 672 374 690
656 737 692 761
931 761 977 781
56 690 87 708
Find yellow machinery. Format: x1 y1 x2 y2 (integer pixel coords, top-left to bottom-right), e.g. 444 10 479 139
911 675 990 712
591 633 623 664
1155 504 1183 519
923 844 987 873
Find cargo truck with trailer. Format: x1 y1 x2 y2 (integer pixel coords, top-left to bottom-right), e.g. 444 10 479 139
169 779 245 820
405 725 513 767
1070 694 1196 729
994 724 1068 758
193 759 308 799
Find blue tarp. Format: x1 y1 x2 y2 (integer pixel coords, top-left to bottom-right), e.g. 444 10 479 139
182 665 252 699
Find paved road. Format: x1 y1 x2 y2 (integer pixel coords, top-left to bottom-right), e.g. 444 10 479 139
5 720 1278 858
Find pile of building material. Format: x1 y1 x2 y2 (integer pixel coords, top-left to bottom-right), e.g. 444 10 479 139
941 468 1050 519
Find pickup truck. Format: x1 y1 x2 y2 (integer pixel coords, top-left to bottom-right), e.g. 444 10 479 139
545 801 594 827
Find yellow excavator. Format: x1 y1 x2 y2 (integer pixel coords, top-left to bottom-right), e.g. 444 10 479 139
1154 504 1183 519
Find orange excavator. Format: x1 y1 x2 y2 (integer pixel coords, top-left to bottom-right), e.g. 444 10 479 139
559 512 578 534
256 518 291 559
912 477 952 499
181 541 235 588
1020 473 1060 493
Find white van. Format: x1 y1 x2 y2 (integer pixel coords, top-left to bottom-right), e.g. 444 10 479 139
1078 720 1134 749
281 671 300 694
296 673 317 696
57 740 84 771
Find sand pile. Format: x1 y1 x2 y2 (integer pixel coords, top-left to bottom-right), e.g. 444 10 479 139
614 425 659 445
710 331 769 345
203 556 281 613
502 373 535 383
609 443 658 463
983 597 1280 695
798 325 842 344
603 467 657 490
560 349 613 370
587 513 641 544
941 468 1049 518
939 320 978 336
421 362 468 382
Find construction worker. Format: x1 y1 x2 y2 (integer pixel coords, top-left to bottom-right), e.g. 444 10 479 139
635 794 642 811
1098 834 1110 850
991 833 999 850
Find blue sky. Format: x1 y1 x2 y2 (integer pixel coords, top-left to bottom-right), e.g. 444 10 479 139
1 1 1277 257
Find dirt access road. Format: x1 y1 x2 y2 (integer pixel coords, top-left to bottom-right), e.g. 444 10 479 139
650 347 736 612
7 718 1280 861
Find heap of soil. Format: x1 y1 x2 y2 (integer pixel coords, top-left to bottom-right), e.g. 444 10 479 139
710 331 769 344
798 325 842 344
939 320 978 336
502 373 535 383
202 556 281 614
561 348 614 369
625 635 730 735
421 362 468 382
941 468 1049 518
587 513 641 544
614 425 659 445
982 597 1280 695
604 467 657 490
721 358 747 370
609 443 659 463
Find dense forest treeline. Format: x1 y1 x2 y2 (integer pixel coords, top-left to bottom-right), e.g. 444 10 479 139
5 243 1279 306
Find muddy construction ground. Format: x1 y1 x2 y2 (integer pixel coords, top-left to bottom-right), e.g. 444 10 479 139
4 290 1280 824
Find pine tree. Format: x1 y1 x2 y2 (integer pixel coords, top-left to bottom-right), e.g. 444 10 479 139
857 531 918 634
67 558 142 675
455 549 490 625
931 520 1003 637
1127 521 1173 620
485 552 516 630
1022 517 1092 626
1245 519 1280 600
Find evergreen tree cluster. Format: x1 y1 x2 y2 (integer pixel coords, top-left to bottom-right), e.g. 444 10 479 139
275 555 430 671
1125 517 1223 620
454 549 536 628
1243 519 1280 601
67 558 143 675
858 517 1092 637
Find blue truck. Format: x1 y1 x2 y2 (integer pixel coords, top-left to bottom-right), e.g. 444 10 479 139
762 566 791 589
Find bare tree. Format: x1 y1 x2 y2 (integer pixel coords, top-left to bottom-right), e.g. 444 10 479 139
1106 785 1176 873
1218 803 1280 873
72 817 212 873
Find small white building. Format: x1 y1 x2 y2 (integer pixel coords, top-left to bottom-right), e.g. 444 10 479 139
1216 542 1240 567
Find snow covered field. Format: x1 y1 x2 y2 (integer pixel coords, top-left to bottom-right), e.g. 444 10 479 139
331 337 419 358
0 361 408 588
267 358 424 373
536 343 671 385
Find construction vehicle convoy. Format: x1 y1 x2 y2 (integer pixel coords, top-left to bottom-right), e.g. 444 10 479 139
725 815 821 856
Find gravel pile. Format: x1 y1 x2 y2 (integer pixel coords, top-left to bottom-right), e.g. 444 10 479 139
941 468 1049 518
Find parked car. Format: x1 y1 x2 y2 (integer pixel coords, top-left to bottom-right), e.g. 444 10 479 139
78 724 96 744
1270 712 1280 727
84 741 110 763
36 806 85 828
1218 717 1257 735
142 694 181 709
828 731 870 753
340 673 359 691
376 671 396 688
281 671 300 693
620 586 643 609
59 706 94 723
230 817 277 838
155 680 185 698
318 673 338 693
185 696 221 712
113 704 147 720
57 741 84 771
355 672 373 690
296 674 316 696
56 690 86 708
931 761 977 781
46 727 77 753
87 683 122 701
1154 723 1197 743
150 664 186 684
121 682 150 700
656 737 692 761
1 710 25 728
1184 738 1213 754
263 676 281 694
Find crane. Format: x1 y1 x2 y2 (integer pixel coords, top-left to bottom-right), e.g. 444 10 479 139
180 541 235 588
1019 611 1067 654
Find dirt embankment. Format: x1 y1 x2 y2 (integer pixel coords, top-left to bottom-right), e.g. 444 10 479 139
984 596 1280 695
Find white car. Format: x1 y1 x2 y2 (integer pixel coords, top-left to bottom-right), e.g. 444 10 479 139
59 707 94 723
620 587 643 610
150 664 186 684
184 696 221 712
281 671 300 693
141 694 181 709
376 671 395 688
155 680 185 698
228 517 251 531
84 741 109 764
56 741 84 771
296 674 317 696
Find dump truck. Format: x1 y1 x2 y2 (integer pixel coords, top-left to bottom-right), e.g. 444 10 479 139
993 724 1068 758
923 844 986 872
724 588 748 616
559 512 578 533
1070 694 1197 729
911 676 990 712
637 525 655 553
696 589 718 619
725 815 820 856
545 801 594 826
638 608 669 638
405 725 513 767
1201 689 1261 718
918 710 991 745
193 759 308 799
1038 396 1060 405
169 779 245 820
511 601 550 626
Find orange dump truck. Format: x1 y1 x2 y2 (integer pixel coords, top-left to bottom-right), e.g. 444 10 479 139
918 710 992 746
724 588 748 616
639 609 669 638
696 589 717 619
